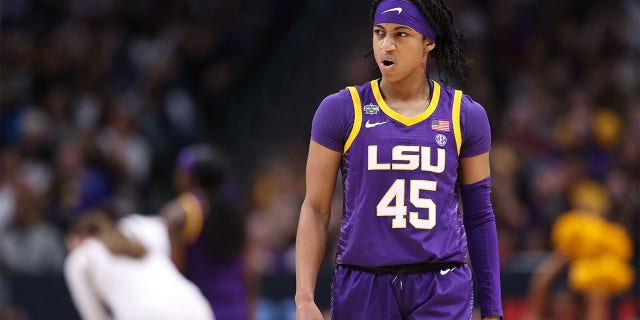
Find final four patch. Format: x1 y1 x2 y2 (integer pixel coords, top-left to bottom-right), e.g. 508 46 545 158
364 103 380 115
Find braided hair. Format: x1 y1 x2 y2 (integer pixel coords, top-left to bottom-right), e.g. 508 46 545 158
370 0 468 84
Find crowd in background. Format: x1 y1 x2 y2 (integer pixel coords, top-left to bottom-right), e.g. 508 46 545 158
0 0 638 319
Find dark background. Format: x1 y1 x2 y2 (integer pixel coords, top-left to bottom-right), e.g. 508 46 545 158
1 0 638 319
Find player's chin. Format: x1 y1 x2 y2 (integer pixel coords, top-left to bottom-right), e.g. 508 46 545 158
378 69 398 81
379 69 402 81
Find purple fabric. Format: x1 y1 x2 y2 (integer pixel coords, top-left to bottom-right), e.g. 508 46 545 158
374 0 436 41
460 94 491 158
182 190 250 320
335 81 469 266
71 168 112 219
461 178 503 319
310 80 499 316
313 80 476 267
177 146 196 171
332 265 473 319
186 242 249 320
311 84 491 159
310 89 353 152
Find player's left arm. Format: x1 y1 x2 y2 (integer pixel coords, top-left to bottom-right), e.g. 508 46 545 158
459 152 489 184
457 92 503 319
460 153 503 320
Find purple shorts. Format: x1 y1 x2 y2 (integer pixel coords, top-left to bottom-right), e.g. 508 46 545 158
331 264 473 320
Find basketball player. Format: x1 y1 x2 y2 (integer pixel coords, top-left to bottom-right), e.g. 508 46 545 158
161 144 250 320
295 0 503 319
64 207 215 320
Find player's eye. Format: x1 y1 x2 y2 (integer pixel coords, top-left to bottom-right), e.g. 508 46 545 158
397 32 408 37
373 29 385 36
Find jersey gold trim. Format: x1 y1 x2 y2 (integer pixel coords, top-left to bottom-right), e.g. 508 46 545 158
371 79 441 126
452 90 463 155
345 86 363 153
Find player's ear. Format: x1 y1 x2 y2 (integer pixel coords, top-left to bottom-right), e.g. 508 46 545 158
424 40 436 53
423 40 435 59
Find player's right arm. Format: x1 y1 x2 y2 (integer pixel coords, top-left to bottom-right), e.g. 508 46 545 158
295 140 341 320
296 89 352 319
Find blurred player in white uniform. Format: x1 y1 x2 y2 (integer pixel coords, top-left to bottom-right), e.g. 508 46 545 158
64 207 215 320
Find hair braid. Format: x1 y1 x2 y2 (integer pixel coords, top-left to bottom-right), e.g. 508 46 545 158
371 0 468 84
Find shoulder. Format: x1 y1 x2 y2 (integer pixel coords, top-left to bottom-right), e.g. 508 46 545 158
319 80 373 108
317 87 353 110
120 214 160 230
313 86 359 129
312 85 367 152
64 239 103 271
119 214 168 252
120 214 166 236
439 84 488 122
460 93 486 114
456 92 492 157
459 93 489 129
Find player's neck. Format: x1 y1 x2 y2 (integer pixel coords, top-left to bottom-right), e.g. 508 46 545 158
379 75 431 117
379 72 430 100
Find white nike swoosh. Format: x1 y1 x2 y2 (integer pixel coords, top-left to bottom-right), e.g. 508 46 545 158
381 7 402 14
365 120 388 128
440 267 456 275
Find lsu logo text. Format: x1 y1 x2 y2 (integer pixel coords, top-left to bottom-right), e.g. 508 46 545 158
367 145 445 173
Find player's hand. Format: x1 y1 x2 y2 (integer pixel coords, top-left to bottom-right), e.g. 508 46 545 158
296 300 323 320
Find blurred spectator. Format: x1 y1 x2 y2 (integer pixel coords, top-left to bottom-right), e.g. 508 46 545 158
0 149 20 231
0 0 637 319
96 97 151 186
524 207 635 320
96 95 152 212
245 145 310 320
524 252 586 320
0 191 65 275
49 135 115 229
0 184 71 320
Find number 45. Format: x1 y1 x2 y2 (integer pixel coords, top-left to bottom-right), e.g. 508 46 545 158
377 179 437 229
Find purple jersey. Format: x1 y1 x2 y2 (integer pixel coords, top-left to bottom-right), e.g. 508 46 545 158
311 79 491 267
178 192 249 320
